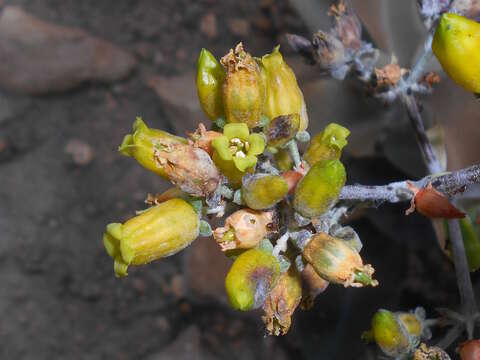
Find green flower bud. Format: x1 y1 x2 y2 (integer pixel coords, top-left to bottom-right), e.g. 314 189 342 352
242 174 289 210
302 232 378 287
225 248 280 311
103 198 199 277
118 117 186 178
293 160 346 218
370 310 411 357
265 114 300 148
221 43 265 128
196 49 226 121
263 266 302 336
260 45 309 131
304 123 350 166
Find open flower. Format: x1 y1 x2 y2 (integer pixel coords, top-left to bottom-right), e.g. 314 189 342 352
212 123 265 186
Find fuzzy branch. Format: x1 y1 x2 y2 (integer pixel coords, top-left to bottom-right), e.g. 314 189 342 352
339 165 480 204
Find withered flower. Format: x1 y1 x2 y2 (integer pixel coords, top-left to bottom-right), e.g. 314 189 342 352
300 263 329 310
263 267 302 336
154 141 221 197
187 122 222 156
213 209 275 251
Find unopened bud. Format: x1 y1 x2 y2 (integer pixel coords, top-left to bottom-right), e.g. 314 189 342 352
304 123 350 166
242 174 289 210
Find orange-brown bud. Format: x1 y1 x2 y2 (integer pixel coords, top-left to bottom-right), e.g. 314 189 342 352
458 340 480 360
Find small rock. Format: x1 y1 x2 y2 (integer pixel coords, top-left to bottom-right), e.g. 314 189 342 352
65 139 94 166
0 6 137 94
200 12 217 39
229 18 250 36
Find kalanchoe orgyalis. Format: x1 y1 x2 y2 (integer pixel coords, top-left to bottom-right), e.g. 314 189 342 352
102 41 379 337
103 198 199 277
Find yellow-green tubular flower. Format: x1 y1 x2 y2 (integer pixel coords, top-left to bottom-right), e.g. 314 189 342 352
263 266 302 336
103 198 199 277
265 114 300 148
225 248 280 311
293 159 346 218
242 174 289 210
302 233 378 287
432 13 480 94
304 123 350 166
370 310 411 358
221 43 265 128
213 209 274 251
118 117 186 178
196 49 226 120
260 45 309 131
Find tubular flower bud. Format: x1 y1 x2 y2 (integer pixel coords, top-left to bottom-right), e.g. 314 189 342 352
187 123 222 156
265 114 300 148
242 174 289 210
370 309 411 358
304 123 350 166
225 248 280 311
221 43 265 128
154 141 221 197
118 117 186 178
196 48 226 121
432 13 480 94
263 266 302 336
300 263 329 310
103 198 200 277
260 46 309 131
415 343 451 360
303 232 378 287
294 160 346 218
213 209 274 251
458 340 480 360
212 123 265 187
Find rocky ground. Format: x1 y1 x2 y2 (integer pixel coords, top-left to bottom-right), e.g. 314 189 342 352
0 1 478 359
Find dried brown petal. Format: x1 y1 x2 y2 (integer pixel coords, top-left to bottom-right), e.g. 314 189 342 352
375 63 407 87
422 72 441 88
330 1 362 50
414 343 451 360
145 188 183 205
154 141 221 197
406 181 466 219
213 209 275 251
187 123 222 156
262 267 302 336
282 170 304 195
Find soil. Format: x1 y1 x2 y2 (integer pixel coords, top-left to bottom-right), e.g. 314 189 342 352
0 1 477 359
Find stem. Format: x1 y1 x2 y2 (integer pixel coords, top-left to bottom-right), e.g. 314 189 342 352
338 164 480 203
448 218 477 339
402 94 442 174
287 140 302 169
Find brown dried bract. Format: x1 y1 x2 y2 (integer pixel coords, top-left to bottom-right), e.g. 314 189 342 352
282 170 304 194
421 71 441 88
375 63 408 88
329 1 362 50
187 123 222 156
406 181 466 219
213 209 274 251
458 339 480 360
154 141 221 197
145 188 183 205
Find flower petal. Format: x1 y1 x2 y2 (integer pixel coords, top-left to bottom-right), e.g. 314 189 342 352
247 133 265 156
233 154 257 172
224 123 249 141
212 135 232 161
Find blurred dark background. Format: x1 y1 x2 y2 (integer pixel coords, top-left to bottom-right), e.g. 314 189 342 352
0 1 479 359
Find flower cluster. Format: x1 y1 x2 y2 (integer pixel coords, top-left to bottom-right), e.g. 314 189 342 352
102 42 378 336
